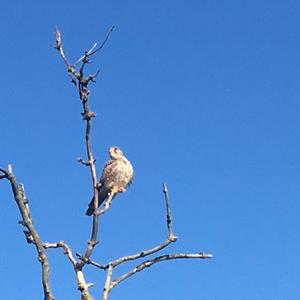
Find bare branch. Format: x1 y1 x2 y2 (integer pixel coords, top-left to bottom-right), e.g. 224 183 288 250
53 27 72 68
43 241 77 266
77 255 108 270
111 252 213 288
1 165 54 300
162 183 177 240
109 239 174 268
0 167 8 179
102 264 113 300
77 157 96 167
91 26 115 56
74 42 98 66
74 26 115 67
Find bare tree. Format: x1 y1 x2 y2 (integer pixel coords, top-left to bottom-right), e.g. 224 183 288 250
0 27 212 300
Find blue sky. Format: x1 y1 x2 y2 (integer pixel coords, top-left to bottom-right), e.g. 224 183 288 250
1 1 300 299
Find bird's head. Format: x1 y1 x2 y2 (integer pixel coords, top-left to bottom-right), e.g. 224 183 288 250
109 146 124 159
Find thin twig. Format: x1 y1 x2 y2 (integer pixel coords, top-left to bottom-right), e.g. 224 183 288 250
162 183 176 240
0 168 8 179
74 26 115 66
76 253 107 270
54 27 71 68
111 252 213 288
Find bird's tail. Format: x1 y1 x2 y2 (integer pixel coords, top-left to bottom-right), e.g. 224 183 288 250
85 197 97 216
85 187 110 216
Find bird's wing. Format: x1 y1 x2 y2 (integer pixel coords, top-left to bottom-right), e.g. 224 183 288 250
99 159 119 188
100 158 133 190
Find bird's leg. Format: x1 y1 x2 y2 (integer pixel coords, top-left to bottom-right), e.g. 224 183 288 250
118 187 126 193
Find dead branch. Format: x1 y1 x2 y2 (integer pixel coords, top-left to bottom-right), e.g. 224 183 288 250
0 165 54 300
162 183 176 240
111 252 213 288
74 26 114 67
43 241 77 266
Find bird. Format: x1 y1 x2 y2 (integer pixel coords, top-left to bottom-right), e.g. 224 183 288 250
85 146 134 216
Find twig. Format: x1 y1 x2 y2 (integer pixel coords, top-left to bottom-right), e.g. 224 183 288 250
111 252 213 288
77 157 96 166
76 253 107 270
1 165 54 300
110 239 174 268
162 183 176 240
54 27 71 68
74 26 115 66
0 168 8 179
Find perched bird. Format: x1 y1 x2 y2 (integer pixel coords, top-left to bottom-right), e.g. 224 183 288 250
85 146 134 216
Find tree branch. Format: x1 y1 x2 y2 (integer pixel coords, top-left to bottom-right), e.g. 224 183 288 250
0 165 54 300
162 183 176 240
102 265 113 300
43 241 77 266
74 26 115 67
111 252 213 288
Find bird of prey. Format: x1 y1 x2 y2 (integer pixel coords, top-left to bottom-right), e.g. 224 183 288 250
85 146 134 216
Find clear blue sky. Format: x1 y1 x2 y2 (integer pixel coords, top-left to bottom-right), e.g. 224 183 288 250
1 1 300 299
